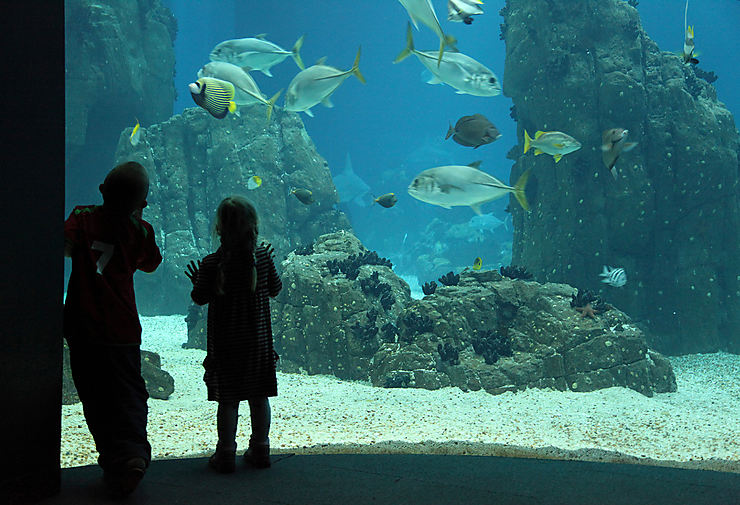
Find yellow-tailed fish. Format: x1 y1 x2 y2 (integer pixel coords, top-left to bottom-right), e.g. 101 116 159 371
373 193 398 208
398 0 457 65
291 188 314 205
472 257 482 270
188 77 237 119
523 130 581 163
247 175 262 190
129 118 141 146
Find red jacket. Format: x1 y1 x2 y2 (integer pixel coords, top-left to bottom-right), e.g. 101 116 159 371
64 205 162 345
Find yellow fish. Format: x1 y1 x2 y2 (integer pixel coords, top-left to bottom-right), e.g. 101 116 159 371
129 118 141 146
188 77 237 119
523 130 581 163
247 175 262 190
472 257 482 270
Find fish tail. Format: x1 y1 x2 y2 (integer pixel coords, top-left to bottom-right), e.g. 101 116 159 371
292 34 306 70
445 123 455 140
523 130 532 154
513 169 531 211
394 23 414 64
351 46 366 84
265 89 282 124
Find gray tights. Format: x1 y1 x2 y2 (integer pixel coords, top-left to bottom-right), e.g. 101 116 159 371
216 398 271 452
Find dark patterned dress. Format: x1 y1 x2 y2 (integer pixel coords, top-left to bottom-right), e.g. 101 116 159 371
191 244 282 401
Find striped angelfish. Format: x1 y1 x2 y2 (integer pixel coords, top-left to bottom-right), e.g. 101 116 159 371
188 77 237 119
599 266 627 287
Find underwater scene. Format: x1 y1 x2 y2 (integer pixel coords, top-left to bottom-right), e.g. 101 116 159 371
63 0 740 473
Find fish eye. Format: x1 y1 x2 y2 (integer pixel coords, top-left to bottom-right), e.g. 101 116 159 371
489 77 497 84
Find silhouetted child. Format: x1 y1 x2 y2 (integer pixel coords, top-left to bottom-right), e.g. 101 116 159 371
64 161 162 496
186 195 282 473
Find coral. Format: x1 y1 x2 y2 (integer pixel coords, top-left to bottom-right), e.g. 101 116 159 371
380 292 395 311
627 0 638 7
397 309 434 342
326 250 393 280
471 330 513 365
570 288 610 313
500 265 533 280
438 271 460 286
694 66 718 85
380 323 398 343
384 371 412 388
437 342 460 366
350 312 379 342
422 281 437 295
360 271 395 311
294 243 314 255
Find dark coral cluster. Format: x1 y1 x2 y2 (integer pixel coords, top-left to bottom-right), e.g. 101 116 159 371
326 250 392 280
500 265 533 280
570 288 610 312
422 281 437 295
471 330 513 365
437 342 460 366
694 66 718 85
359 271 395 311
397 309 434 343
438 271 460 286
350 309 379 342
293 243 314 256
380 322 398 343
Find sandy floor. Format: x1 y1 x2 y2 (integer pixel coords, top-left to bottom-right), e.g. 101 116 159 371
61 315 740 473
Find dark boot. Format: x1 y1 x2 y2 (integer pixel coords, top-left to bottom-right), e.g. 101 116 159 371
210 402 239 474
209 449 236 474
244 439 270 469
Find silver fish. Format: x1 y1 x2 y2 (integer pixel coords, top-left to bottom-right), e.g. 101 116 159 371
209 34 305 77
285 47 366 117
398 0 457 64
601 128 637 179
395 24 500 97
408 161 530 214
600 266 627 287
448 0 484 24
198 62 281 122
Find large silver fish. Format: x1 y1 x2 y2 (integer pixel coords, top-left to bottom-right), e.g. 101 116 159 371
408 161 530 214
209 34 305 77
198 62 281 122
284 47 366 117
395 24 500 97
448 0 484 24
398 0 457 65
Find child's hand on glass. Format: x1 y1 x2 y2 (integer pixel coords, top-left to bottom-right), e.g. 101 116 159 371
185 260 201 285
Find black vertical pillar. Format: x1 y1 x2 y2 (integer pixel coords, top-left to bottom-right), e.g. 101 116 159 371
0 2 65 503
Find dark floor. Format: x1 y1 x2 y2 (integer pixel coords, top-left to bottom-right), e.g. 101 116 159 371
41 453 739 505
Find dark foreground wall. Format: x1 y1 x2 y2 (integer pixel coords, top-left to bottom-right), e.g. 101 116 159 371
0 4 64 503
501 0 740 354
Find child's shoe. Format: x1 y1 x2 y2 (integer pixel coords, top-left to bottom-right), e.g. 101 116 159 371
104 457 146 497
209 449 236 474
244 442 270 468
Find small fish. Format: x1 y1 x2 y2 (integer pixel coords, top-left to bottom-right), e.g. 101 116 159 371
408 161 530 214
681 1 699 65
446 114 501 148
600 265 627 287
472 256 482 270
374 193 398 208
247 176 262 190
129 118 141 146
523 130 581 163
198 62 282 122
209 34 305 76
395 24 500 97
285 47 366 117
291 188 314 205
448 0 484 25
398 0 457 65
601 128 638 179
188 77 237 119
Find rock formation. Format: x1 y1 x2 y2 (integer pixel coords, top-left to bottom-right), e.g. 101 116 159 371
241 231 676 397
65 0 176 203
500 0 740 354
114 106 351 314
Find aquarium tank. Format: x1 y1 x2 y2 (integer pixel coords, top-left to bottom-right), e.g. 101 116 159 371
63 0 739 476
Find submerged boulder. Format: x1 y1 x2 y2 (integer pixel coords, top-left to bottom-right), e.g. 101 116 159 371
500 0 740 354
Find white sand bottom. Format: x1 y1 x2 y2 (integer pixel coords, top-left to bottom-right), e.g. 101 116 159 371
61 316 740 473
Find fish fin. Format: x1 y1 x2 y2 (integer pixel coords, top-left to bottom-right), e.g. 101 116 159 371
261 68 273 77
455 90 467 94
437 39 445 67
321 96 334 108
265 89 282 124
534 131 546 139
304 108 314 117
553 143 565 148
394 23 414 64
254 33 267 39
351 46 366 84
445 124 455 140
427 75 443 84
513 169 531 211
553 154 563 163
292 34 306 70
524 130 532 154
534 149 543 156
228 101 237 113
601 143 612 152
470 203 484 215
241 66 254 73
316 56 328 66
473 144 480 149
610 166 618 179
467 160 483 169
623 142 638 152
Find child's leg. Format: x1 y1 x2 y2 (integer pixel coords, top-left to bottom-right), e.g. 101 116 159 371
216 401 240 452
247 397 271 445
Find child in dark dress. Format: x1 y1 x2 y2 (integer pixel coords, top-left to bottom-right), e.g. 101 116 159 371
186 196 282 473
64 161 162 496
